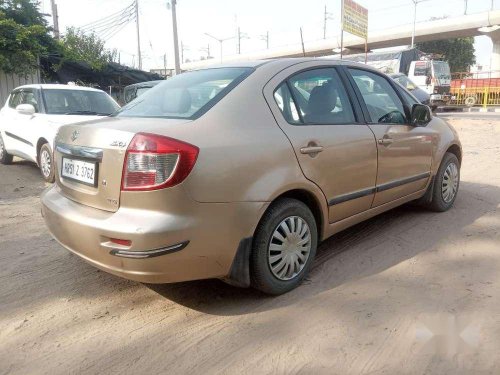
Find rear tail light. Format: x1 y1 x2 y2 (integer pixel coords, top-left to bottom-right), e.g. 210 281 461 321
121 133 199 191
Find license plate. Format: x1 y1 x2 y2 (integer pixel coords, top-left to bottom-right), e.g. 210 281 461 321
61 157 97 186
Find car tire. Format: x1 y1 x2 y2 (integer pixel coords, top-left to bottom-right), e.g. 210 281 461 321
0 133 13 165
39 143 55 183
424 152 460 212
250 198 318 295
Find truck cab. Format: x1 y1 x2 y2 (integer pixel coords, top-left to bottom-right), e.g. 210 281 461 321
408 60 452 109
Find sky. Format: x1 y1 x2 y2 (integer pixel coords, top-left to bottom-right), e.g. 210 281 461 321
40 0 499 71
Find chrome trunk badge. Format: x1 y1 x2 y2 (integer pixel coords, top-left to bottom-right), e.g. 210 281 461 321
71 130 80 142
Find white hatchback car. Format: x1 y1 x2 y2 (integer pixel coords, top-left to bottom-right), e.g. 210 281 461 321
0 84 120 181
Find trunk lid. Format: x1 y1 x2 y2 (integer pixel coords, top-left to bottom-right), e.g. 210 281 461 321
54 117 191 212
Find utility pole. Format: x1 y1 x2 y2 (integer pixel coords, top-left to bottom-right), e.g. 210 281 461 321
259 31 269 49
199 44 211 59
168 0 181 74
323 5 333 39
300 27 306 57
237 27 249 54
163 53 167 76
411 0 429 48
464 0 468 14
180 41 189 63
135 0 142 70
50 0 60 39
411 0 418 48
237 27 241 54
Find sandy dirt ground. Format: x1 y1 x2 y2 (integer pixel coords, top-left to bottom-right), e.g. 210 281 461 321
1 117 500 375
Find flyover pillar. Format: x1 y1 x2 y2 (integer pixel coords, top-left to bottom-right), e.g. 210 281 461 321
492 36 500 76
486 30 500 77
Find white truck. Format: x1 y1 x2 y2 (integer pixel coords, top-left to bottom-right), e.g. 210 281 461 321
342 48 452 108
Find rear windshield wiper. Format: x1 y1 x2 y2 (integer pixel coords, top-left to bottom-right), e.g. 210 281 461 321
64 110 110 116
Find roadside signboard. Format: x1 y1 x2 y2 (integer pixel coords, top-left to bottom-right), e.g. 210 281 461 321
342 0 368 39
340 0 368 60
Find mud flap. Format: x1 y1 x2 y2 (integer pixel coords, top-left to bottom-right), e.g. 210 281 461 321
223 237 253 288
416 175 435 205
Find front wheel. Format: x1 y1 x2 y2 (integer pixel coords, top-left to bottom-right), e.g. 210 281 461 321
251 198 318 295
0 133 13 165
424 152 460 212
39 143 55 183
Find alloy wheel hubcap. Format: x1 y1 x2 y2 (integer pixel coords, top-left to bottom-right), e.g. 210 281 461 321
41 150 51 178
442 162 459 203
268 216 312 281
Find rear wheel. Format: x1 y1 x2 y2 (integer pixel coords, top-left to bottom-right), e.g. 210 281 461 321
0 133 13 165
423 152 460 212
251 198 318 295
39 143 55 183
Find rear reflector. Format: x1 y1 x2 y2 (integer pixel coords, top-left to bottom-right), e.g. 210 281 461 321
110 238 132 246
122 133 199 191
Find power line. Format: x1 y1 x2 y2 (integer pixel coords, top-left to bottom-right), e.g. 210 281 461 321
80 9 135 34
78 2 135 30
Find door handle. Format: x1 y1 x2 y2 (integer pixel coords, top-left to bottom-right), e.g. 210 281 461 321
300 146 323 155
378 137 393 146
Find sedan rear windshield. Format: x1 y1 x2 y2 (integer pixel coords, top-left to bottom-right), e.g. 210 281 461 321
116 67 253 119
43 89 119 115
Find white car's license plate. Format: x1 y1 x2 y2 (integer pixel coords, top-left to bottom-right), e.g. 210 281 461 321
61 158 97 186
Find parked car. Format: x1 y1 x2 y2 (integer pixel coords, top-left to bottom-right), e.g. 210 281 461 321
123 80 163 104
41 59 462 295
390 73 433 109
0 84 120 182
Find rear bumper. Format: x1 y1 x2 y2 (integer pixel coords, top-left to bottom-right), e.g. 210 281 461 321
41 185 267 283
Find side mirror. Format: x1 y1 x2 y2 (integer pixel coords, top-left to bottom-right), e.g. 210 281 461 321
425 74 432 85
16 104 35 116
411 104 432 126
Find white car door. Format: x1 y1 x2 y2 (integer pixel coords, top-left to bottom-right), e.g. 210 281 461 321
7 88 44 162
1 90 35 161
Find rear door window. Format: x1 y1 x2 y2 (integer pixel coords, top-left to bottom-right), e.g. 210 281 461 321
274 68 355 125
349 69 407 124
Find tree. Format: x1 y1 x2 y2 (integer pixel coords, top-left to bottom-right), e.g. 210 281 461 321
58 27 116 71
0 0 54 75
416 37 476 73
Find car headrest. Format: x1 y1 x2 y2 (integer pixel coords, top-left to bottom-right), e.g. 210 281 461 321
308 83 338 115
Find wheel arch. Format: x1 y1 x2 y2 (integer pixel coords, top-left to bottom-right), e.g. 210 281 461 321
445 143 462 165
271 189 324 241
36 137 50 163
225 187 326 289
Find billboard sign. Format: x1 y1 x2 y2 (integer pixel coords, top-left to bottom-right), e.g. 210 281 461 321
342 0 368 39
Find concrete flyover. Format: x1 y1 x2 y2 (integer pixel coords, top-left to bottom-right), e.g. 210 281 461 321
182 10 500 71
